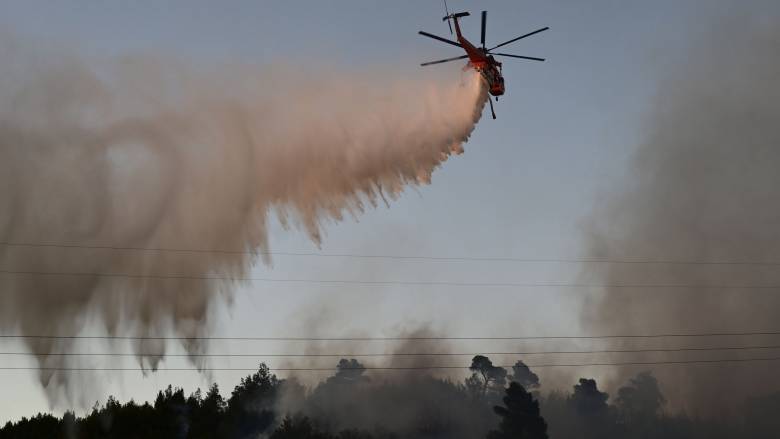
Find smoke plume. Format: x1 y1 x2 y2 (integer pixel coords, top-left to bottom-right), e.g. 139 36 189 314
285 329 497 439
0 38 487 403
582 16 780 412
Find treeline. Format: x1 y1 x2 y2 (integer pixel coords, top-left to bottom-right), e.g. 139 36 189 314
2 355 779 438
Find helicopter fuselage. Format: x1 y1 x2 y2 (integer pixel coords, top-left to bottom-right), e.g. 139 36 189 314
452 17 505 96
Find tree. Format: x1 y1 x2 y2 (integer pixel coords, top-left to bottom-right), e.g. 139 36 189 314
510 360 540 391
615 372 665 427
203 383 227 412
224 363 280 438
570 378 608 417
743 391 780 439
469 355 508 396
487 382 548 439
190 383 226 439
333 358 368 383
152 385 190 438
271 416 335 439
0 413 62 439
270 416 385 439
569 378 611 438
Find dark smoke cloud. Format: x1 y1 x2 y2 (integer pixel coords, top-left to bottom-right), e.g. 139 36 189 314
0 37 487 405
582 14 780 412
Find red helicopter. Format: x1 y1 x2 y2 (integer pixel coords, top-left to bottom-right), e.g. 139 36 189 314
419 5 548 119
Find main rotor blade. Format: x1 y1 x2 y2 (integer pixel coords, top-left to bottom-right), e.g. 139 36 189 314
488 27 549 51
493 53 545 62
420 54 469 66
418 31 462 48
481 11 487 47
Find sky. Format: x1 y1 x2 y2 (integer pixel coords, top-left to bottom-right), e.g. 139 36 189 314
0 0 772 423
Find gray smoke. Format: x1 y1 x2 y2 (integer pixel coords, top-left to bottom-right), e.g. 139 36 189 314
282 327 497 439
582 15 780 413
0 37 487 404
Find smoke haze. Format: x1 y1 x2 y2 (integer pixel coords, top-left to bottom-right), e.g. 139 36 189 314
582 16 780 412
0 38 487 403
281 330 496 439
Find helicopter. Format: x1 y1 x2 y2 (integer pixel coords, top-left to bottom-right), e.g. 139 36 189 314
418 4 548 119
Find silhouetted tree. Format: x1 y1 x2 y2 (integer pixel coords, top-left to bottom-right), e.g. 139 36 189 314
510 360 540 391
153 385 190 438
469 355 508 397
190 383 226 438
569 378 611 438
487 382 548 439
615 372 665 429
271 416 335 439
62 411 77 438
224 363 281 438
5 360 776 439
570 378 609 416
0 413 62 439
333 358 368 383
465 373 486 398
742 391 780 439
337 430 383 439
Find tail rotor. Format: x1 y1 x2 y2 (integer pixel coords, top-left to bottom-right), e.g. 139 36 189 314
443 0 453 34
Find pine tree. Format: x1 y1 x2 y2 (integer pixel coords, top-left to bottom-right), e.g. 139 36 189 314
487 382 548 439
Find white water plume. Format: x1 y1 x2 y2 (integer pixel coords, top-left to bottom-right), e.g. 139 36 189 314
0 40 487 403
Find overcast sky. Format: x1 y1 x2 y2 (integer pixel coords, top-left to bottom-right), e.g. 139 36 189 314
0 0 773 423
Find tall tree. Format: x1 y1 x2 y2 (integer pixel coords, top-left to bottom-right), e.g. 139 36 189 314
469 355 508 396
153 385 190 438
487 382 548 439
570 378 609 417
224 363 281 438
615 372 665 427
190 383 226 438
271 416 335 439
569 378 611 438
510 360 540 391
333 358 368 383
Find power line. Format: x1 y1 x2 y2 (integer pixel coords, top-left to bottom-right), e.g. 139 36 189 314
2 330 780 341
2 269 780 289
2 356 780 371
3 344 780 357
3 241 780 267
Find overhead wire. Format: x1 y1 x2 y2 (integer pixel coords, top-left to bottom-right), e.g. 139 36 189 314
3 241 780 266
2 344 780 357
3 244 780 373
2 330 780 341
2 356 780 372
2 268 780 290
